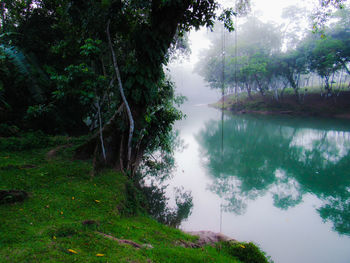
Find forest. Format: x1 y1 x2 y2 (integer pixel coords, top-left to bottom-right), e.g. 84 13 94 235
197 5 350 114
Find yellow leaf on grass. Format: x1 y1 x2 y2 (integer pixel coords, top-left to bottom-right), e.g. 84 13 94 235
72 196 75 200
240 245 245 249
96 254 105 257
94 200 100 203
68 249 78 254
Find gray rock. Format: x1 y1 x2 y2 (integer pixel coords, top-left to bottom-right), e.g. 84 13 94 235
186 231 236 246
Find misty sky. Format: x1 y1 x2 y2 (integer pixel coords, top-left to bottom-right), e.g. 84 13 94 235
185 0 317 66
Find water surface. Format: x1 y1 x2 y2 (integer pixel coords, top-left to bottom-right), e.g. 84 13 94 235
168 68 350 263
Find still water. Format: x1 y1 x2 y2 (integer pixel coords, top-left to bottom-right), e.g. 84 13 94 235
167 68 350 263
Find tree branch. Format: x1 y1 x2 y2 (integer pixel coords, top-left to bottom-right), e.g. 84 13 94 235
96 99 106 161
107 19 135 171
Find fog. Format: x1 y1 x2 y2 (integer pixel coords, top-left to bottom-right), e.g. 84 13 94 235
169 0 318 103
169 0 350 104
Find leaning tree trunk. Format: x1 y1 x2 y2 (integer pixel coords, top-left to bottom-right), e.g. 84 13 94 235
107 20 134 171
74 105 146 175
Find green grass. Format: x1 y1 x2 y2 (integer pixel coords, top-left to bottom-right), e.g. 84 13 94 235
0 138 270 262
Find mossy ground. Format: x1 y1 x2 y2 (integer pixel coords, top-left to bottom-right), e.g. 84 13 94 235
0 138 270 262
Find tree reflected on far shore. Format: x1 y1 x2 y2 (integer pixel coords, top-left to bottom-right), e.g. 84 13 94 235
197 114 350 235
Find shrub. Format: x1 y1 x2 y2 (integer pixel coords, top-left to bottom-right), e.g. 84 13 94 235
217 241 272 263
0 131 49 150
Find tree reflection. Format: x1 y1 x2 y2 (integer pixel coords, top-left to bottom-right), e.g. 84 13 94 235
197 114 350 235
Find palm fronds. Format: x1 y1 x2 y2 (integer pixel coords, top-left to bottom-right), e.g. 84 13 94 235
0 44 45 102
0 44 31 76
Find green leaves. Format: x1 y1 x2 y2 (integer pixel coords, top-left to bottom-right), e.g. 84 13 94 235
80 39 102 57
51 63 99 105
218 8 237 32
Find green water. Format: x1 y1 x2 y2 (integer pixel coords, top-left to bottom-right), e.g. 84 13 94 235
199 113 350 234
170 104 350 263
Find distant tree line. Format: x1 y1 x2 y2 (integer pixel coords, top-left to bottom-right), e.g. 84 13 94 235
197 7 350 101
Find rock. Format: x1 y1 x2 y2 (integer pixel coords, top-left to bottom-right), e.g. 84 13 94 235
0 190 29 204
186 231 236 246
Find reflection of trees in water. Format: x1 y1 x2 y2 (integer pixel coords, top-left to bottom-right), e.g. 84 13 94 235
197 114 350 235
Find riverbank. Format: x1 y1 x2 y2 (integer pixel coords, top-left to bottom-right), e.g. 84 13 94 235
211 89 350 119
0 135 270 262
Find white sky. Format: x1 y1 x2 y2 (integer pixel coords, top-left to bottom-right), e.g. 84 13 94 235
185 0 317 66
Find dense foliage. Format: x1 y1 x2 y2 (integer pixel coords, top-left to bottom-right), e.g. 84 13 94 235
0 0 245 176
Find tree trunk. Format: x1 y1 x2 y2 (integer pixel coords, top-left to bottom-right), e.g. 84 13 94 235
75 102 147 176
107 20 134 171
324 75 332 98
280 85 287 101
0 2 5 33
254 75 265 97
246 83 252 99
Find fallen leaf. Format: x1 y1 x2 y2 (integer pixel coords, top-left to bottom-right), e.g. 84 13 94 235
68 249 78 254
96 254 105 257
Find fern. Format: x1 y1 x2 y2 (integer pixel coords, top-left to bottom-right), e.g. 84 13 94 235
0 44 44 102
0 45 31 76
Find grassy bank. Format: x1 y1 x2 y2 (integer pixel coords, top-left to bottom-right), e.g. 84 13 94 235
212 88 350 118
0 136 270 262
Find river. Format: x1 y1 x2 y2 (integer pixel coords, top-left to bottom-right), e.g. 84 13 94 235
167 65 350 263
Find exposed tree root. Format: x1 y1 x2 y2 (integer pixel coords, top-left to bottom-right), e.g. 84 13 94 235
96 232 153 249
